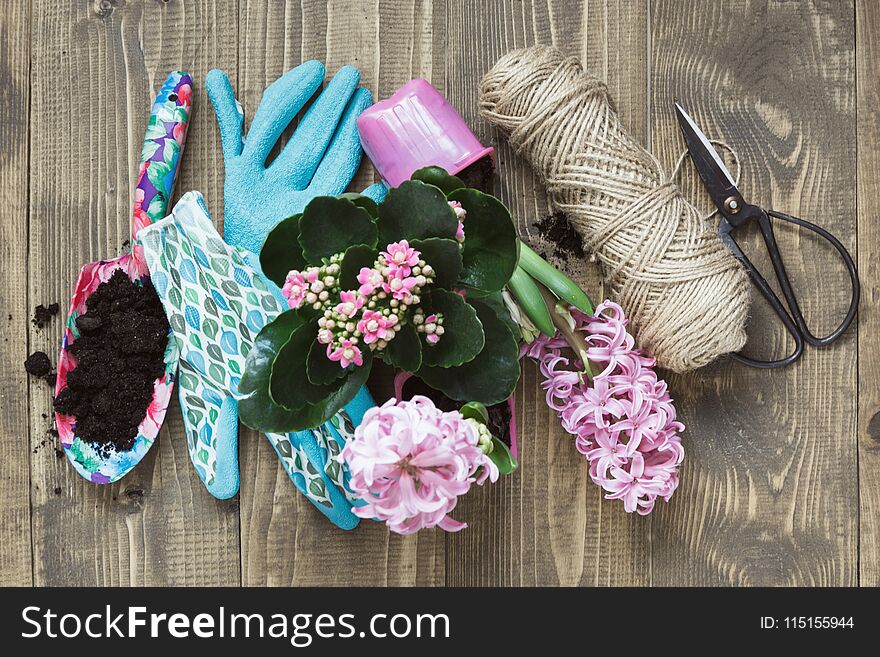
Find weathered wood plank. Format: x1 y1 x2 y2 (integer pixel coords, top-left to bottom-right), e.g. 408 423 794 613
444 0 651 586
0 0 32 586
236 0 443 586
857 0 880 586
650 0 857 586
29 0 241 586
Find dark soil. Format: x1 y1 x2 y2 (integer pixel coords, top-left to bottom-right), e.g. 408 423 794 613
24 350 55 386
534 212 586 262
400 376 513 447
52 269 169 455
457 155 496 193
32 302 59 329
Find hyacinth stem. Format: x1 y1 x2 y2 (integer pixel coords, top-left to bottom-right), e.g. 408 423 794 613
536 282 595 380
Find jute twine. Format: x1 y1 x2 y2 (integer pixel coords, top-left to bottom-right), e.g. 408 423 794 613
479 46 750 373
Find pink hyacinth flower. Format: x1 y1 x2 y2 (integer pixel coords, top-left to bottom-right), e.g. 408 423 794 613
357 309 397 344
525 301 685 516
327 339 363 369
335 290 364 318
282 270 308 309
340 396 499 534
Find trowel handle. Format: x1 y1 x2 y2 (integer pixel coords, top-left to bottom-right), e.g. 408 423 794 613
132 71 193 242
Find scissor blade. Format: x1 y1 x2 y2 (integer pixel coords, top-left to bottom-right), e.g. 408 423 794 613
674 102 740 206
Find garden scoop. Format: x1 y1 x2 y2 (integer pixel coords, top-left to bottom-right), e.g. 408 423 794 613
54 71 192 483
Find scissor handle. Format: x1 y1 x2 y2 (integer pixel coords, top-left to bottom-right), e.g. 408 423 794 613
766 210 860 346
720 224 804 368
720 208 859 368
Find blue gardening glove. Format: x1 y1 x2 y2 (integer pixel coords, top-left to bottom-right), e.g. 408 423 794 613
165 62 382 529
205 62 386 252
140 193 375 528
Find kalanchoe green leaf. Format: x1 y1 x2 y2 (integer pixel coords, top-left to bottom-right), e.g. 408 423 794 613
480 291 522 341
260 213 306 287
448 188 519 294
488 436 518 475
307 339 350 385
411 237 462 289
419 290 484 368
380 321 422 372
411 166 466 195
378 180 459 244
418 298 520 405
339 192 379 219
269 320 345 409
298 196 378 263
238 310 306 432
339 244 378 291
281 350 372 432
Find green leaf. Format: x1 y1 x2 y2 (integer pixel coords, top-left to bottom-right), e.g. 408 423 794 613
411 238 462 289
488 437 518 475
418 298 521 405
449 188 519 294
269 320 336 409
380 322 422 371
419 289 484 368
238 310 307 433
260 213 306 287
307 338 350 385
280 351 373 432
411 166 466 195
339 193 379 219
480 291 521 341
460 401 489 425
339 244 378 291
298 196 378 263
378 180 459 244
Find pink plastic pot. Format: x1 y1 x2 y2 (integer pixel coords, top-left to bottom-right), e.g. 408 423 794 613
357 78 494 188
392 371 518 460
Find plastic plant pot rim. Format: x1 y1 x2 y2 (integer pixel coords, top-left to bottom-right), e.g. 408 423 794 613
392 370 518 459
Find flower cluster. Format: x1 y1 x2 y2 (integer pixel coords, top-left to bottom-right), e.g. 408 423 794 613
523 301 684 515
282 240 445 368
340 395 499 534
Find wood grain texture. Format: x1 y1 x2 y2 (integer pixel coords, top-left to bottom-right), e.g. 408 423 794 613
443 0 651 586
0 0 32 586
2 0 866 587
236 0 443 586
28 0 241 586
650 0 857 586
857 0 879 586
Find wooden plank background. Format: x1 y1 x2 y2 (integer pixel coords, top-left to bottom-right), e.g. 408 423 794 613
0 0 870 586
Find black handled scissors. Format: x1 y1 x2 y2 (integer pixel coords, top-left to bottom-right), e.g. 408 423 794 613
674 102 859 368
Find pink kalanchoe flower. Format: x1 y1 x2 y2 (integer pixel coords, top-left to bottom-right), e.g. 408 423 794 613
340 396 499 534
317 328 334 345
327 339 363 369
335 290 364 318
524 301 684 515
282 270 308 309
384 270 419 301
357 266 384 296
357 309 396 344
381 240 420 277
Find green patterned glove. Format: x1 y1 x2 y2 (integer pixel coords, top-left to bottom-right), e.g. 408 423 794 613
139 191 365 527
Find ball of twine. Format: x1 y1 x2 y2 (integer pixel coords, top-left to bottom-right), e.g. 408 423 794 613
479 45 750 373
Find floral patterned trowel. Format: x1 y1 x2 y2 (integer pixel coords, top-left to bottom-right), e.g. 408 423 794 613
54 71 192 483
